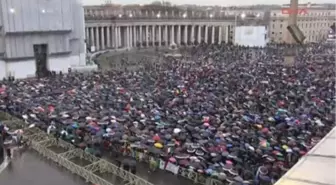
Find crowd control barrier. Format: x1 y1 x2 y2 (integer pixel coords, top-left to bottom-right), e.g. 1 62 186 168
0 111 153 185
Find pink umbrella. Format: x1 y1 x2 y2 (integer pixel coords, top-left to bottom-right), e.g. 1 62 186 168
226 160 233 165
203 122 210 127
169 157 176 163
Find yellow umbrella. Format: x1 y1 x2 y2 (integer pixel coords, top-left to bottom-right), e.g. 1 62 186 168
282 145 288 150
154 143 163 149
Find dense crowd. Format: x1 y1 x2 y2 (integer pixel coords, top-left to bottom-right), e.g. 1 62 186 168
0 43 335 185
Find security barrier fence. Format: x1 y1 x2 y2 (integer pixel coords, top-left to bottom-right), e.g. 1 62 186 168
0 111 224 185
0 112 153 185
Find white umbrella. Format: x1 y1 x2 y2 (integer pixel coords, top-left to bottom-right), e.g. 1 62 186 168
173 128 181 134
28 124 35 128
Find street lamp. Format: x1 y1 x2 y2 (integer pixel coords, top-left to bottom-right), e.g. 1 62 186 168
9 8 15 13
209 13 213 18
234 12 246 28
129 14 133 18
182 13 187 18
156 13 161 18
118 14 122 18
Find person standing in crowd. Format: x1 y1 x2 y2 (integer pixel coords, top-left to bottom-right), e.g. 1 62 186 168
0 135 4 164
0 42 334 184
149 157 158 172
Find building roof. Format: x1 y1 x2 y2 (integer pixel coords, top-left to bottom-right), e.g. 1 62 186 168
275 127 336 185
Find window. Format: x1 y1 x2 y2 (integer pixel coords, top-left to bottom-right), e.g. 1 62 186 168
272 24 275 29
272 32 275 34
280 32 282 34
280 24 283 28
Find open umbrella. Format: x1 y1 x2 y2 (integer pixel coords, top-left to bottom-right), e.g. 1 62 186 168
148 147 162 155
154 142 163 149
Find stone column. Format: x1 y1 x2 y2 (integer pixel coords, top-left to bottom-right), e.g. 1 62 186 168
95 27 99 50
211 26 215 44
126 26 130 48
133 26 137 46
114 27 117 49
152 25 155 46
145 25 149 47
118 27 121 48
184 25 188 44
165 25 168 45
107 26 110 48
171 25 175 44
286 0 298 44
198 25 201 43
85 27 89 42
139 25 143 47
218 26 222 44
101 26 105 50
177 25 181 45
191 25 195 43
225 26 229 43
90 27 94 49
130 26 133 48
124 27 127 48
204 25 208 44
158 25 162 46
111 26 115 48
115 27 118 48
129 26 133 48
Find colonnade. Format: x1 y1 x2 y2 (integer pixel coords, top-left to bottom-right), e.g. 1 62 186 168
85 24 232 51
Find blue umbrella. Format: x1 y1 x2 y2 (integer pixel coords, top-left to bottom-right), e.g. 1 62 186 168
72 123 79 129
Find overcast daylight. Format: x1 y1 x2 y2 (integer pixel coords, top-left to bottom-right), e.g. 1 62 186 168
83 0 335 5
0 0 335 184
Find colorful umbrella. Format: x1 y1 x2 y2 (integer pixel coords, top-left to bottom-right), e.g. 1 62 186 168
260 140 270 148
154 142 163 149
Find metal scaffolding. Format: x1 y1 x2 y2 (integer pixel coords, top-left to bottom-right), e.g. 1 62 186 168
1 112 154 185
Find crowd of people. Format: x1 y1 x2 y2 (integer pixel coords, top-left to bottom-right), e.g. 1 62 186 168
0 43 335 185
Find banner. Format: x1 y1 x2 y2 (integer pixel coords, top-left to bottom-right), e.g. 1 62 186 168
165 162 179 175
234 26 267 47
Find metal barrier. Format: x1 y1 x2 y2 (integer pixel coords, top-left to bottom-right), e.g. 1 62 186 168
125 147 225 185
0 112 154 185
0 111 224 185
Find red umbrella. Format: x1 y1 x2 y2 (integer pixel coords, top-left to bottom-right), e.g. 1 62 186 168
125 103 131 112
153 134 161 141
277 100 285 107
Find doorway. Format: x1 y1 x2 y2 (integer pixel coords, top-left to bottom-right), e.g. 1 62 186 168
33 44 49 78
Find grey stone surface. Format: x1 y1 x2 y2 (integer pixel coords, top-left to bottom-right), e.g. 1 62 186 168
276 127 336 185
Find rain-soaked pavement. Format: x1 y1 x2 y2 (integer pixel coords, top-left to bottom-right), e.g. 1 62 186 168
0 149 87 185
0 147 194 185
